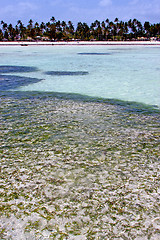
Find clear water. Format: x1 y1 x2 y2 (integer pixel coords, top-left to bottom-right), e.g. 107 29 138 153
1 45 160 239
0 45 160 107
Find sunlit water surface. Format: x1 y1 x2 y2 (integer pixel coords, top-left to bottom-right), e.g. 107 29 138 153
0 45 160 107
0 45 160 239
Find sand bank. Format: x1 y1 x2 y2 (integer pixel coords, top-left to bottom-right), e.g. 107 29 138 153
0 40 160 46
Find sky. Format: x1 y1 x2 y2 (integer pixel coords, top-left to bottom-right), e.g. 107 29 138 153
0 0 160 27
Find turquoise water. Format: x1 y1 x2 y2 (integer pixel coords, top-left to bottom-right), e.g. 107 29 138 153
0 45 160 107
1 45 160 239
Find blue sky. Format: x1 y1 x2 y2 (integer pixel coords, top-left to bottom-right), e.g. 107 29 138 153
0 0 160 26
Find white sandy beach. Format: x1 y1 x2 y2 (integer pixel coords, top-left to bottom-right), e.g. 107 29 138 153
0 40 160 46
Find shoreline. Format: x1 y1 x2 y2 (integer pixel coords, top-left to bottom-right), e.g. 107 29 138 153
0 40 160 46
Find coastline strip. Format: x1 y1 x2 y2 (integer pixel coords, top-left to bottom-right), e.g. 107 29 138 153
0 41 160 46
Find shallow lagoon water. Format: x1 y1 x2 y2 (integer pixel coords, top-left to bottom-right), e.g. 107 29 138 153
0 45 160 239
0 45 160 107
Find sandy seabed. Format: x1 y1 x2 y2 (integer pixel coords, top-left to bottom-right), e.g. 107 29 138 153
0 93 160 239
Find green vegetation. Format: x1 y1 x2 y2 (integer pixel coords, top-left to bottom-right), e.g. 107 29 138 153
0 17 160 41
0 95 160 239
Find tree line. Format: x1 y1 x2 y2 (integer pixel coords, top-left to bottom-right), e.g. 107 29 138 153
0 17 160 41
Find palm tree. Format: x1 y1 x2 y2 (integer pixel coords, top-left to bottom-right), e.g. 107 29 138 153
106 18 109 24
50 17 56 24
61 21 66 32
101 21 106 39
67 21 74 39
56 20 62 32
90 20 102 40
123 22 129 40
0 17 160 41
27 19 36 39
114 18 119 24
68 21 74 33
28 19 33 29
113 18 120 38
14 25 19 39
75 22 90 40
108 21 114 40
17 20 26 40
1 21 7 32
144 21 150 38
90 22 96 37
155 23 160 37
34 22 41 37
8 24 15 40
39 22 46 37
75 22 83 40
1 21 8 40
0 28 3 40
136 20 143 37
46 20 56 40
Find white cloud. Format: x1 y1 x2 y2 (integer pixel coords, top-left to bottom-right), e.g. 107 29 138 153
0 1 39 24
18 2 37 11
99 0 112 7
0 0 159 25
126 0 160 20
0 1 37 17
